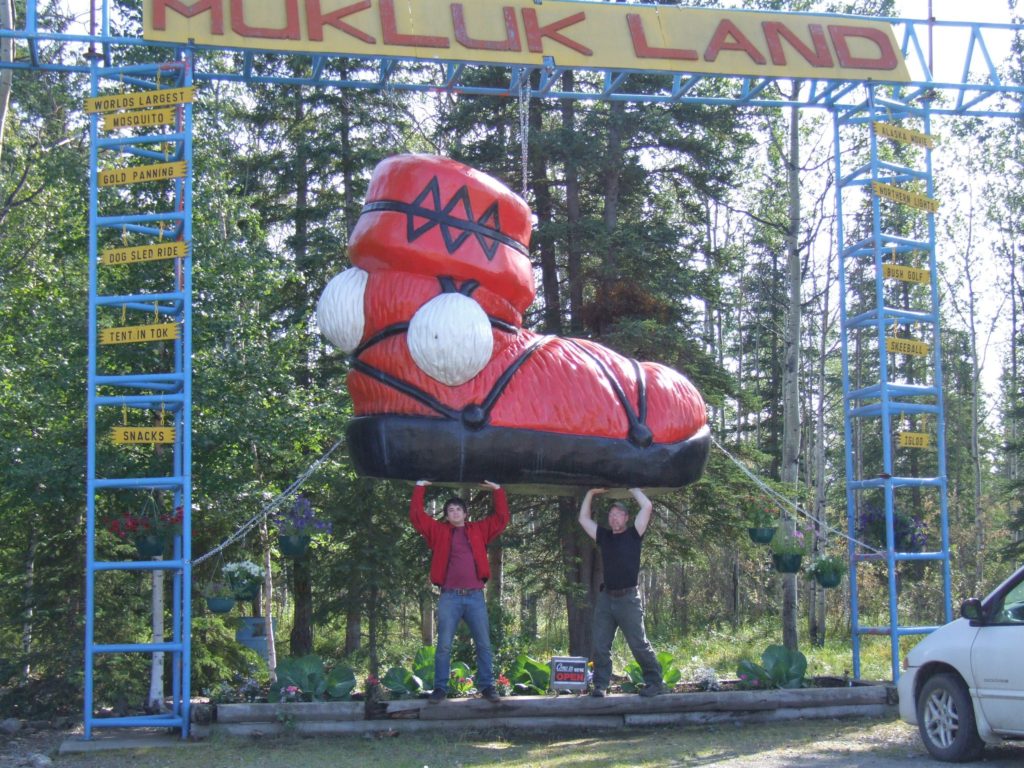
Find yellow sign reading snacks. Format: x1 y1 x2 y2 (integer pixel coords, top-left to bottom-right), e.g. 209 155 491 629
882 263 931 285
144 1 909 82
98 161 187 187
886 336 930 357
101 241 189 266
872 182 940 214
897 431 931 449
110 425 176 444
101 322 180 345
102 106 178 131
85 86 194 114
873 121 935 149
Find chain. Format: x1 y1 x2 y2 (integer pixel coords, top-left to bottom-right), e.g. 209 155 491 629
518 69 530 201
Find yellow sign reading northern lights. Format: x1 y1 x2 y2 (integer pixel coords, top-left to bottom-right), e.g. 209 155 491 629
872 182 940 214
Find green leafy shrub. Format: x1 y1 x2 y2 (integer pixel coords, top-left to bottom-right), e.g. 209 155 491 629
737 644 807 689
269 654 355 702
381 666 424 697
506 652 550 695
622 651 681 692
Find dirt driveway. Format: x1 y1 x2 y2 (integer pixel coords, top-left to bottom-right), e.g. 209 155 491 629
4 715 1023 767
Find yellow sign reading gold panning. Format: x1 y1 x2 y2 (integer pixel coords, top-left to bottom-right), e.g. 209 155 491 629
886 336 930 357
897 431 931 449
873 121 936 149
101 241 190 266
102 106 178 131
110 425 176 444
872 182 940 214
883 263 931 285
101 322 180 345
143 1 909 82
98 161 187 187
85 86 194 114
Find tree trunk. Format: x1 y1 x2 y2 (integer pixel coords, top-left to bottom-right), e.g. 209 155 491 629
561 72 583 335
560 497 595 657
781 98 802 652
419 595 433 646
147 565 165 712
0 0 14 165
345 610 361 655
262 522 277 678
20 528 36 684
290 557 313 656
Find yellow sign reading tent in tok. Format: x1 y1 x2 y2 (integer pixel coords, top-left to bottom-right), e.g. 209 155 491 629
897 431 931 449
101 322 180 345
110 425 176 444
143 0 910 82
98 161 187 187
84 86 195 113
101 241 190 266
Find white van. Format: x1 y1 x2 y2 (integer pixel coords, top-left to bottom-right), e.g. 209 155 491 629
897 564 1024 761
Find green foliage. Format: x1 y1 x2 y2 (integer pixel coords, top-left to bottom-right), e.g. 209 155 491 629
447 661 475 696
737 645 807 690
506 653 550 695
412 645 435 691
621 651 682 692
380 666 424 698
269 655 355 702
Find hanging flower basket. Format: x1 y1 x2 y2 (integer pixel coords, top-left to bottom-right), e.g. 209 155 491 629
814 570 843 588
206 596 236 614
747 526 777 545
223 561 264 601
806 554 845 588
772 553 803 573
133 532 167 559
278 534 311 559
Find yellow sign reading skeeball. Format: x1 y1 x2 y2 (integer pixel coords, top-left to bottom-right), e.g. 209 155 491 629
143 0 909 82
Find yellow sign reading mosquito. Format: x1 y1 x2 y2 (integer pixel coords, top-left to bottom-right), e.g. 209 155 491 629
897 431 931 449
873 121 935 149
872 182 940 214
101 322 180 345
886 336 930 357
98 161 187 187
85 86 194 114
882 263 931 285
110 425 176 444
101 241 189 266
103 106 178 131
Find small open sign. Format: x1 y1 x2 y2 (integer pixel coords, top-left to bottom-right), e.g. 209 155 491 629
549 656 589 691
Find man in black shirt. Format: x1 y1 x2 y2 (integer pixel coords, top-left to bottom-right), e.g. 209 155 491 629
579 487 663 698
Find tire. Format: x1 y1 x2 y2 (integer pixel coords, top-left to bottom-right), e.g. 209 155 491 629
916 672 985 762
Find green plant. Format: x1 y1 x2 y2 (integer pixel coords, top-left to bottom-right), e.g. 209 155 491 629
747 507 776 528
412 646 435 691
106 497 182 540
447 661 475 697
222 560 264 595
770 524 810 555
273 495 332 536
506 653 550 695
806 553 845 580
381 666 424 697
737 645 807 689
202 580 233 598
622 651 682 692
269 655 356 702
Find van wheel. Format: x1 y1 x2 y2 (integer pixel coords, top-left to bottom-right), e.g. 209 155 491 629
916 673 984 762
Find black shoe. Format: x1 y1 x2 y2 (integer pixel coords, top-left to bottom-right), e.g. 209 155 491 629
428 688 447 703
481 686 500 703
639 683 664 697
589 688 606 698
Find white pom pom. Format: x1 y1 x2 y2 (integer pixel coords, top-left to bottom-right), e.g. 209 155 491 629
316 267 368 353
408 293 493 386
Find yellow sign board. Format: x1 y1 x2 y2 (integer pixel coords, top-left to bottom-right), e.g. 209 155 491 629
886 336 930 357
143 0 909 82
897 431 931 449
882 263 931 285
872 182 940 214
873 121 935 149
110 425 176 444
84 86 194 114
101 241 190 266
102 106 178 131
98 161 187 187
100 322 180 345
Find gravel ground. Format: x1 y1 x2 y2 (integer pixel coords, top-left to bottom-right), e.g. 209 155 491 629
2 716 1023 767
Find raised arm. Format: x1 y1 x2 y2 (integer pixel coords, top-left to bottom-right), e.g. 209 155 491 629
480 480 509 541
408 480 437 538
578 488 606 541
631 488 654 537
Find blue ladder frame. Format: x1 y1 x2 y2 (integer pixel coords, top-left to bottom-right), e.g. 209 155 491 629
85 50 194 737
834 87 953 681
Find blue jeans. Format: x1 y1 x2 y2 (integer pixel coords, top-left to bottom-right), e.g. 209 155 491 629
434 590 494 692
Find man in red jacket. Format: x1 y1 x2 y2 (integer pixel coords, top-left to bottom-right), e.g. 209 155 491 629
410 479 509 703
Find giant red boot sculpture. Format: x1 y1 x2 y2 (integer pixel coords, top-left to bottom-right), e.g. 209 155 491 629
317 154 709 492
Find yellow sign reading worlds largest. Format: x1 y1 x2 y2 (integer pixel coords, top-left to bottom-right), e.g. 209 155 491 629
144 0 909 82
